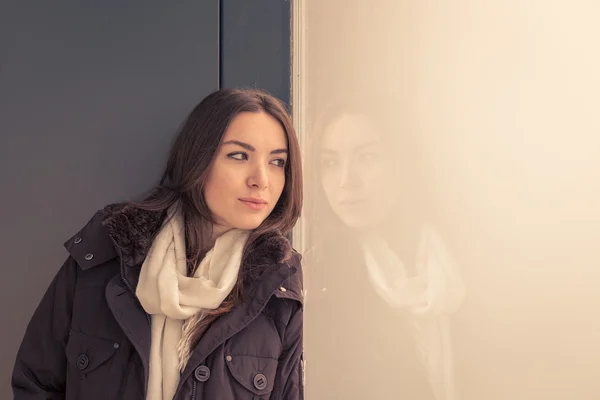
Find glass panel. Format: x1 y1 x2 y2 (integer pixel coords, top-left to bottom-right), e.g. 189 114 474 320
299 1 600 399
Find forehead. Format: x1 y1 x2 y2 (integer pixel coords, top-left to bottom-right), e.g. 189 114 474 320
322 113 382 153
223 111 287 148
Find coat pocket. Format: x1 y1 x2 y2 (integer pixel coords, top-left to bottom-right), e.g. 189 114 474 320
65 329 120 399
226 354 279 399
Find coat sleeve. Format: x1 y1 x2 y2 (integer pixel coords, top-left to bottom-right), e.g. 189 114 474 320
12 256 78 399
271 303 304 400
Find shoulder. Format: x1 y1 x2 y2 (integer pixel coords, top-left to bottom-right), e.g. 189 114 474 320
63 202 165 271
273 250 303 304
245 232 303 296
263 251 303 337
303 237 362 287
63 206 119 271
246 232 303 307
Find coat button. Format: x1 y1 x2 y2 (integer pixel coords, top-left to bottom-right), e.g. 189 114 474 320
279 287 287 292
76 354 89 370
84 253 94 261
74 237 82 244
253 373 268 390
194 365 210 382
225 355 232 362
113 342 120 349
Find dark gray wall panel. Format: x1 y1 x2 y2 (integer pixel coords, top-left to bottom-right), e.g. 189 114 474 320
0 2 218 397
220 0 292 105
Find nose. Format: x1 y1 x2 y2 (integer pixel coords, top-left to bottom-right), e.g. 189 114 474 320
339 160 360 189
247 164 268 189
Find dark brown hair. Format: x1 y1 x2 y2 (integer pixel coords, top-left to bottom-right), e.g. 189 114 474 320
134 88 302 339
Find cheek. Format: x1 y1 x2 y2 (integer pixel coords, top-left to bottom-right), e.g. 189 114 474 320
204 169 232 211
357 164 382 193
320 171 338 204
203 180 220 214
364 158 395 192
271 170 286 196
365 162 399 211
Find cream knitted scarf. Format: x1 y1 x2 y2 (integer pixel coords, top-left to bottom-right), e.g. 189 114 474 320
136 205 249 400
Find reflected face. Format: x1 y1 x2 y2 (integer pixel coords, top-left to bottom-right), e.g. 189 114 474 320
320 113 399 229
204 111 288 235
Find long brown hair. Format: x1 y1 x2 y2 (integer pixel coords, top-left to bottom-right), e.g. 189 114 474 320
134 88 302 341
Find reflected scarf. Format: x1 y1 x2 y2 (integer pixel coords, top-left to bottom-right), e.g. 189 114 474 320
362 226 466 400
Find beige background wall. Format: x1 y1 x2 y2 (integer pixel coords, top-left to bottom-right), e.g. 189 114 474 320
301 1 600 399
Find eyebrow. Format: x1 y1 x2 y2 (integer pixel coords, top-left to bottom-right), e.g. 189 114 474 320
222 140 288 155
321 140 380 154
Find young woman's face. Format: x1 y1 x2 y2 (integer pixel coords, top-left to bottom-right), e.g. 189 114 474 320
204 111 288 234
319 113 399 229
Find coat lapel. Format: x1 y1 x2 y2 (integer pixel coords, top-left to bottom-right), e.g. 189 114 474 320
105 275 151 396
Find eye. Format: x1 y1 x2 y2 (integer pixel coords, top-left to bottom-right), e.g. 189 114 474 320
320 158 338 169
227 152 248 161
359 152 378 164
271 158 287 168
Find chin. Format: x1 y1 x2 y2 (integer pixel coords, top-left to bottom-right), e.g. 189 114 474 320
231 217 266 231
341 219 367 229
339 213 375 230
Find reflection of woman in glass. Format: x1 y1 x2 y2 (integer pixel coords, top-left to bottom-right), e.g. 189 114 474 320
304 102 465 400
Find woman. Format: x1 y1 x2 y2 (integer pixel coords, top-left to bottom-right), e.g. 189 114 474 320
303 99 465 400
12 88 304 400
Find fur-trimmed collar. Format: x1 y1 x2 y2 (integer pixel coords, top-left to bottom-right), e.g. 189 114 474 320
100 203 293 270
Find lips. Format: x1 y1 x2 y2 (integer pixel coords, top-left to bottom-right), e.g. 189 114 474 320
339 198 368 206
239 197 268 211
239 197 267 204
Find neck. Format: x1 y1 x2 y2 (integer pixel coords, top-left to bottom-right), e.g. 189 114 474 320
211 224 234 243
